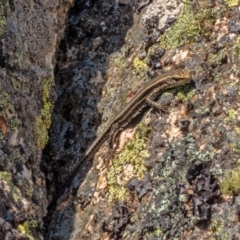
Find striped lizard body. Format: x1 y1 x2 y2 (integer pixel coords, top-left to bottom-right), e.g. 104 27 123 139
48 68 191 211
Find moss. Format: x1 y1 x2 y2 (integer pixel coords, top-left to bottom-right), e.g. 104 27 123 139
17 220 37 240
107 122 151 202
160 3 199 49
0 171 20 202
132 56 148 74
224 0 239 6
223 109 237 124
220 166 240 195
35 78 54 149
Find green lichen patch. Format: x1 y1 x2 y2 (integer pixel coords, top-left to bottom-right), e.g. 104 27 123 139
132 56 148 74
232 37 240 59
208 48 227 65
35 78 54 149
220 165 240 195
235 127 240 136
0 1 6 35
160 4 200 49
210 218 228 239
0 85 13 112
15 51 25 69
9 148 26 163
0 85 20 133
224 0 239 7
223 109 237 124
17 220 37 240
176 89 196 102
107 122 151 202
0 171 20 203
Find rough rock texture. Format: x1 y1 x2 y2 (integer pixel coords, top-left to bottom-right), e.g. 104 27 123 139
42 0 240 239
2 0 240 239
0 0 72 239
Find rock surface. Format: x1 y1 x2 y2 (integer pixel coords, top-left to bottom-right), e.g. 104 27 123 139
0 0 72 239
2 0 240 239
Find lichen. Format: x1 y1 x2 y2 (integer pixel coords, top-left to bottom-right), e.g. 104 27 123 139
233 142 240 153
9 117 21 131
9 148 26 163
17 220 37 240
235 127 240 136
132 56 148 74
208 48 226 65
160 3 199 49
15 51 25 69
223 109 237 124
0 171 20 202
220 166 240 195
0 1 6 35
0 85 13 112
107 122 151 202
232 37 240 59
224 0 239 7
35 78 54 149
176 89 196 102
210 218 229 239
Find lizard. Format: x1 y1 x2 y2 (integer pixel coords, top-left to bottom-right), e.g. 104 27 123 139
47 68 192 211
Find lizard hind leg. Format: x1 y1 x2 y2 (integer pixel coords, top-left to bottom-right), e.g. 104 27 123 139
146 85 169 113
146 98 169 113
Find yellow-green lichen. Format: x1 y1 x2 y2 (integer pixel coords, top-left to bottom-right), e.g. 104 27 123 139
17 220 37 240
0 171 20 202
35 78 54 149
232 37 240 59
0 2 6 35
16 51 25 69
233 142 240 153
224 0 239 6
208 48 226 65
235 127 240 136
176 89 196 102
145 228 163 238
113 54 126 69
107 122 151 202
0 85 13 112
9 148 26 163
9 117 21 131
220 166 240 195
132 56 148 74
23 179 32 198
223 109 237 124
210 218 228 239
160 3 200 49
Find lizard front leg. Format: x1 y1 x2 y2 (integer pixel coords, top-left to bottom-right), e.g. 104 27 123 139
146 84 169 113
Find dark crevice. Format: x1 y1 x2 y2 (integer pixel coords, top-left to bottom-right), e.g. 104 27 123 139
41 0 134 238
